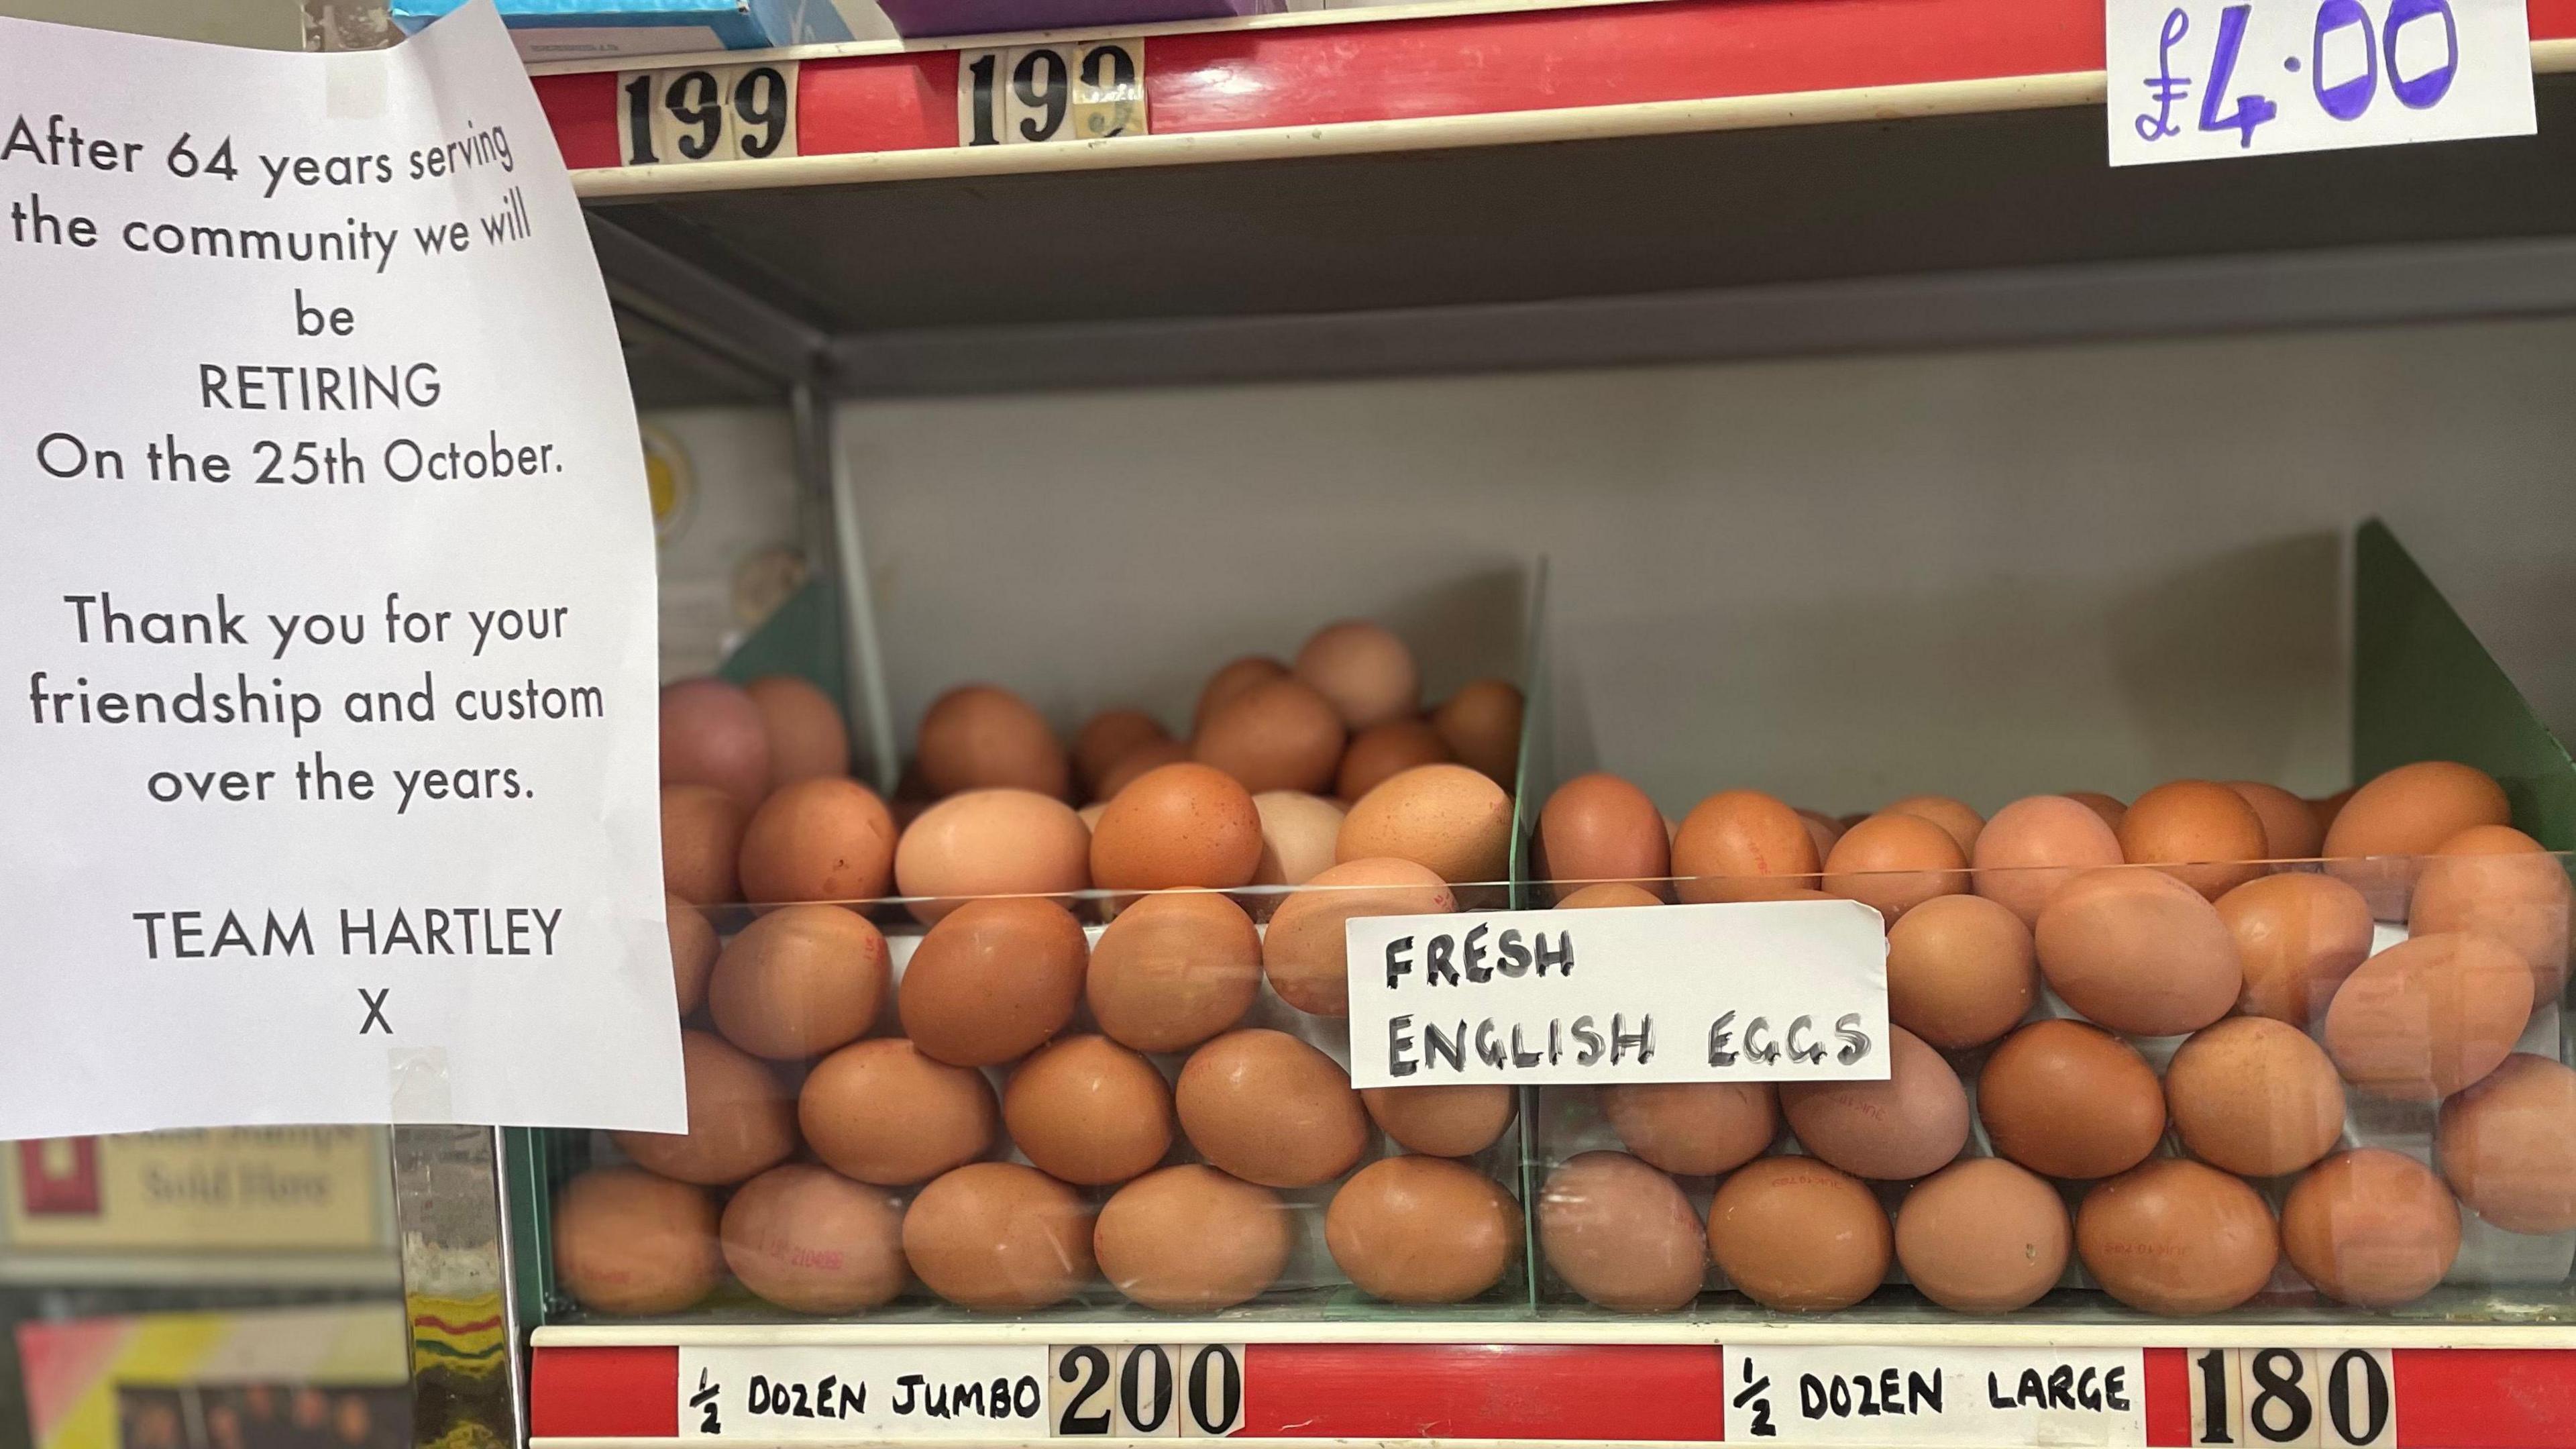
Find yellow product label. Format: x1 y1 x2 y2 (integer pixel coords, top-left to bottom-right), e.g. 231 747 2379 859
3 1128 386 1252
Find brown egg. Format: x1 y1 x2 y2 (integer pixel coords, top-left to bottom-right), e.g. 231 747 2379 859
1797 809 1846 863
745 675 850 790
2412 824 2572 1007
612 1030 797 1185
2118 780 2268 899
2034 867 2242 1036
1263 858 1456 1016
916 685 1069 800
1432 678 1524 786
1294 620 1421 731
893 788 1091 921
1601 1082 1778 1177
801 1038 997 1185
1195 677 1347 794
667 892 716 1014
1895 1158 2071 1312
707 904 890 1060
1192 656 1288 733
900 896 1087 1067
2323 930 2531 1100
2165 1017 2346 1177
1540 773 1672 892
1338 719 1454 801
2439 1053 2576 1232
1324 1155 1519 1303
1080 892 1258 1054
1095 1165 1292 1311
720 1163 906 1313
1073 708 1167 800
1539 1151 1707 1312
1781 1026 1970 1181
2324 760 2510 859
1884 795 1984 855
1707 1157 1891 1312
661 784 747 906
1972 795 2126 925
553 1167 721 1315
2078 1159 2279 1316
1090 763 1263 891
1672 790 1821 902
1004 1035 1175 1186
2218 872 2376 1026
1337 764 1512 884
2311 786 2357 833
1558 882 1666 908
737 778 898 905
1978 1020 2165 1179
1250 791 1348 886
660 678 771 806
1362 1084 1516 1157
1175 1028 1369 1187
1824 813 1968 923
903 1162 1096 1310
1095 737 1191 801
2065 791 2128 831
2225 780 2324 860
1885 894 2035 1050
2283 1148 2459 1308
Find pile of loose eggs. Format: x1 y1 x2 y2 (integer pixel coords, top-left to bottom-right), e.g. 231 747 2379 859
1534 761 2575 1318
561 621 1532 1317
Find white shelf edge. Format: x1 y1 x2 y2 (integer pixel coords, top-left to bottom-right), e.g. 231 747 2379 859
572 38 2576 201
533 1318 2576 1349
572 72 2101 200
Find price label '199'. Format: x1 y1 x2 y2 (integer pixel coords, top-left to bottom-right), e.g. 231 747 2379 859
2105 0 2531 164
618 62 799 166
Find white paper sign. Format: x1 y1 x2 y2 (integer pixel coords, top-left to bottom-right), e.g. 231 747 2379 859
2107 0 2534 165
1724 1347 2148 1446
0 5 685 1136
679 1347 1052 1440
1342 899 1889 1089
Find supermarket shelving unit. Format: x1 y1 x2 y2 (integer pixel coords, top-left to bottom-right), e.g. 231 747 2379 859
429 3 2576 1444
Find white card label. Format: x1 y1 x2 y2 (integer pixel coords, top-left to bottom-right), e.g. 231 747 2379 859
1343 899 1889 1089
0 3 684 1136
2106 0 2534 165
680 1347 1053 1440
1725 1347 2148 1446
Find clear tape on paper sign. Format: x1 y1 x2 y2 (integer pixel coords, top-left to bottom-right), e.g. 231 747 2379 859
1343 898 1891 1089
0 2 684 1137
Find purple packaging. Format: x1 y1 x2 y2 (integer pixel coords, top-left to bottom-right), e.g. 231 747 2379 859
875 0 1285 37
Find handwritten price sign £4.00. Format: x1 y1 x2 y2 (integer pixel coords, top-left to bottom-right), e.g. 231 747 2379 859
2106 0 2533 164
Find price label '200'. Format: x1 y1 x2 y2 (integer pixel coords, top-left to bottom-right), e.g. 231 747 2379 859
2105 0 2531 164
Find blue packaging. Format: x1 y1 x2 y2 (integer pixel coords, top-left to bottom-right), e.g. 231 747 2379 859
390 0 853 60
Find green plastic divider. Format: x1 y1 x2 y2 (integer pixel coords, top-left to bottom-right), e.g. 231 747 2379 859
716 576 848 705
2354 519 2576 848
1505 557 1550 1317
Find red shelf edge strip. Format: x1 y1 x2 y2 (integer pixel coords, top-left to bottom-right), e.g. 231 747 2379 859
1240 1342 1725 1440
531 1344 680 1440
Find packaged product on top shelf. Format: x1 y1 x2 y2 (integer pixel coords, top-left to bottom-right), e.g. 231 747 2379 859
554 614 1532 1324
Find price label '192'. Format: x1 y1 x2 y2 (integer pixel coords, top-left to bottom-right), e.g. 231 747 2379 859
2105 0 2531 164
958 40 1148 148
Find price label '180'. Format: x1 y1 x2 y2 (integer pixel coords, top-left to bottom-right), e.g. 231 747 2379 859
2106 0 2532 164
